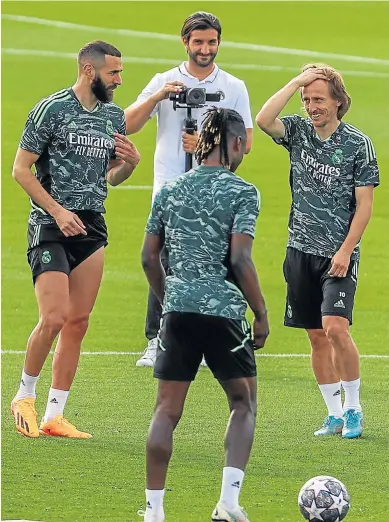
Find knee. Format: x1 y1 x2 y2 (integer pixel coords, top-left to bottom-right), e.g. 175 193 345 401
308 330 330 352
155 403 183 429
40 310 67 337
231 393 255 417
323 319 350 347
64 315 90 339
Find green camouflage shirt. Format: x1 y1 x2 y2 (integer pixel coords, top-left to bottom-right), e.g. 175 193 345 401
19 88 126 225
146 165 261 319
274 115 380 259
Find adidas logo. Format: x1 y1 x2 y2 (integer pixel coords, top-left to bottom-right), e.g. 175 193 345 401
50 398 59 404
232 481 241 488
334 299 345 308
21 379 25 386
333 389 341 396
146 501 152 510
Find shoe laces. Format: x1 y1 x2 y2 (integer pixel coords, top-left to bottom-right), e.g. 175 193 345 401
344 409 360 428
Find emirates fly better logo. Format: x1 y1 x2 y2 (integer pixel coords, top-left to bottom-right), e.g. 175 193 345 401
68 132 115 159
300 149 341 186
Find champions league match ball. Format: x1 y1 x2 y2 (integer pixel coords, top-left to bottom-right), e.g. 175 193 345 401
298 476 350 521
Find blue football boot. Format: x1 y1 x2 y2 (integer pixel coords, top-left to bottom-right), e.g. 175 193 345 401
342 409 363 439
314 415 344 436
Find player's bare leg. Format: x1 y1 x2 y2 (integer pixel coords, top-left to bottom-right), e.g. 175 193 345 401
219 376 257 470
12 272 69 437
307 329 339 384
307 328 344 436
143 380 191 519
52 248 104 390
308 321 362 437
322 315 363 438
211 377 256 521
40 247 104 438
147 380 191 488
322 316 360 381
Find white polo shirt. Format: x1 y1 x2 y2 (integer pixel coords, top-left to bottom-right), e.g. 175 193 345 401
131 62 253 199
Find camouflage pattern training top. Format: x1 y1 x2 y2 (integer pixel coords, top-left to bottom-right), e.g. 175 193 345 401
20 88 126 225
146 165 261 319
274 115 379 260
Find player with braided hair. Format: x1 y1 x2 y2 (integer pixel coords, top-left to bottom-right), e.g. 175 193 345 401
195 107 247 168
139 107 268 522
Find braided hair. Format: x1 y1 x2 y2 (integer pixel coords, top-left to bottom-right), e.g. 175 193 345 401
195 108 246 168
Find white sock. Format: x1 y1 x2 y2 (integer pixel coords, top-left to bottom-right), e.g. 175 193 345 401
43 388 69 422
145 489 165 514
219 467 245 510
14 370 39 400
318 382 343 418
342 378 361 411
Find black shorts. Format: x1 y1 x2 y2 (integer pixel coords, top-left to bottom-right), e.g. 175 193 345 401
27 210 108 284
283 247 358 329
154 312 257 382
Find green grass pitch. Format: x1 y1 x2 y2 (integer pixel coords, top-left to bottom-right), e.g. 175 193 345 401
1 2 388 521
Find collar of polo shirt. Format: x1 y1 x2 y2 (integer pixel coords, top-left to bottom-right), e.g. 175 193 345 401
178 62 220 84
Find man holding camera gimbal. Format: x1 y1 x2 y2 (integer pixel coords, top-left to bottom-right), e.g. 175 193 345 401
125 11 253 368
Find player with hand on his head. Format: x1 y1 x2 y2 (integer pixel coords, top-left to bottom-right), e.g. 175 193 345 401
256 64 379 439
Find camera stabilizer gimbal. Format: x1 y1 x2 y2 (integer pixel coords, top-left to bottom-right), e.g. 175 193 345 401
169 87 224 171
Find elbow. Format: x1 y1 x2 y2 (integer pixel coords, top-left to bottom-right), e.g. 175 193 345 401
255 110 274 133
230 253 251 274
255 112 267 131
230 260 242 277
12 165 22 183
141 252 150 271
245 144 252 155
141 250 158 272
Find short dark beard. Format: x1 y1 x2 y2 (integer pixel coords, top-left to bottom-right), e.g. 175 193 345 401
188 50 217 68
91 74 112 103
